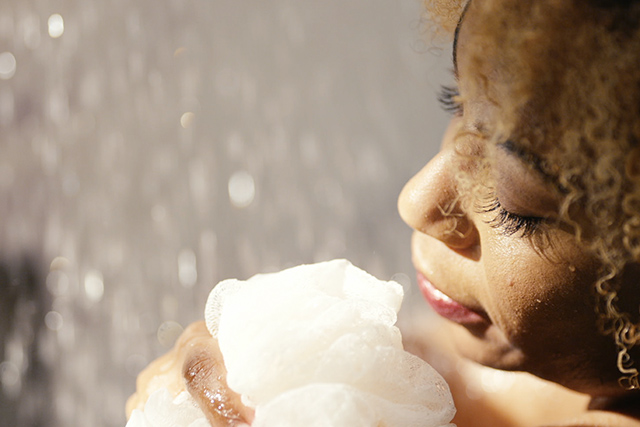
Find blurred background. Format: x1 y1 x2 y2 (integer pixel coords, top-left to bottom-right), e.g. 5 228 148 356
0 0 451 425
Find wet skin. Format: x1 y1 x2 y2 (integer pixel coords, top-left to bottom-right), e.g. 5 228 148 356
398 0 640 410
126 322 254 426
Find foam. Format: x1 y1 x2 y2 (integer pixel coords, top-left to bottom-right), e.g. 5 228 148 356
204 259 456 426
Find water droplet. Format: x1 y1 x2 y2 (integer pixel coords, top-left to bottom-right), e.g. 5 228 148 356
180 111 194 128
50 256 71 271
228 170 255 208
0 52 16 80
48 14 64 38
178 248 197 288
45 311 64 331
157 321 183 348
84 270 104 302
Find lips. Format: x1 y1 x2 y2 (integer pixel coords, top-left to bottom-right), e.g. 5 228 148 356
417 272 486 325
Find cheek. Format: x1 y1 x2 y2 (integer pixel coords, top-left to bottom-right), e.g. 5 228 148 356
481 233 601 350
472 232 626 391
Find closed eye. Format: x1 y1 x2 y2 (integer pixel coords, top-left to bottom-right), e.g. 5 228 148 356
479 196 545 237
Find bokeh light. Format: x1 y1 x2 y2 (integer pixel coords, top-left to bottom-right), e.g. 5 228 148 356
228 170 256 209
0 52 16 80
48 14 64 38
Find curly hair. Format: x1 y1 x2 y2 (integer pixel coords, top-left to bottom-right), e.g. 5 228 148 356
424 0 640 389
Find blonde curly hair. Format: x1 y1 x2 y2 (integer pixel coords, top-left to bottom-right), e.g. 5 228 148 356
425 0 640 389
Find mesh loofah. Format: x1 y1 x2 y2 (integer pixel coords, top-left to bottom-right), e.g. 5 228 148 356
204 259 456 426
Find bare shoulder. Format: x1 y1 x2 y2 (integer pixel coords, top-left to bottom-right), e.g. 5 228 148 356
544 393 640 427
400 314 640 427
542 410 640 427
401 316 586 427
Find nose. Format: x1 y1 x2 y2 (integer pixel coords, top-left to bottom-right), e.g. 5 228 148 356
398 136 479 252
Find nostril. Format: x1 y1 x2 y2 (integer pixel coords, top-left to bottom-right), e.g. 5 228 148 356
442 218 481 260
438 207 466 238
429 205 480 251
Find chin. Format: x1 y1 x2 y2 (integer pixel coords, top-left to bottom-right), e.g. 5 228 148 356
449 322 527 371
448 322 630 398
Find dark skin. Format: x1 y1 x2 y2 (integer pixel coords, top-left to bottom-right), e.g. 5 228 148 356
398 0 640 425
182 323 253 426
126 322 253 426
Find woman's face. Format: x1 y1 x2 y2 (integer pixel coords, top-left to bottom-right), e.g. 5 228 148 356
398 1 636 396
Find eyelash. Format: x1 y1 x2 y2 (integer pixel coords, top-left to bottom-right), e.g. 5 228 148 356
438 85 463 116
479 196 544 238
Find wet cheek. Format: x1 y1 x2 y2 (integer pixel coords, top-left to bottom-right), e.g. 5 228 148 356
483 241 555 315
481 238 536 307
484 272 542 334
482 237 599 345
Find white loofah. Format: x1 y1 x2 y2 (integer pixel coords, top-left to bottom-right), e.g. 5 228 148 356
253 383 456 427
204 259 456 427
125 388 209 427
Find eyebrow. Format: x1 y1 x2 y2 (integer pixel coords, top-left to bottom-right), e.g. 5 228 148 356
452 0 472 77
498 140 564 190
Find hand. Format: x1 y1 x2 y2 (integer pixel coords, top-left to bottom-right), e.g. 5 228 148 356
127 321 254 426
182 322 254 426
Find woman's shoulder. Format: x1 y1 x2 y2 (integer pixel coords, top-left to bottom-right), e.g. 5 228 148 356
544 392 640 427
543 409 640 427
400 315 640 427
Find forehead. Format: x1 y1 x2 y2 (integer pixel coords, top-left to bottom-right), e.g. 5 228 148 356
454 1 590 155
454 2 524 143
